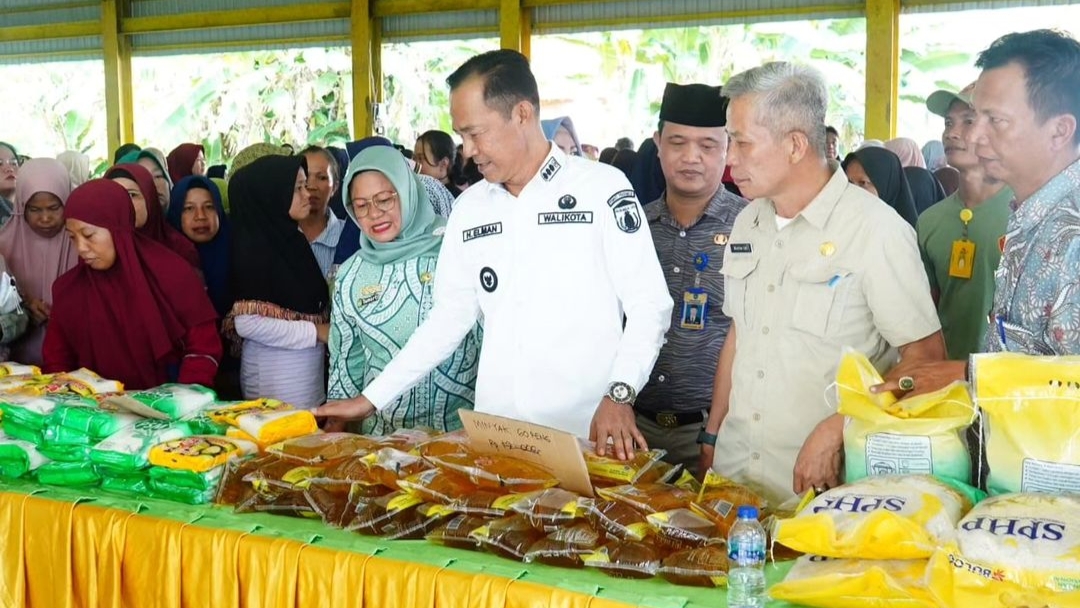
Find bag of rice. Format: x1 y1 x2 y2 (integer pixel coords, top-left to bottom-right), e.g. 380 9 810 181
100 471 149 495
52 368 123 396
36 460 100 487
0 363 40 378
149 465 225 492
106 384 217 420
148 435 257 473
837 350 975 484
0 373 55 394
44 403 141 445
973 352 1080 495
770 555 936 608
773 474 980 559
0 393 94 431
206 398 291 426
928 493 1080 608
89 419 192 471
37 444 91 463
0 431 49 478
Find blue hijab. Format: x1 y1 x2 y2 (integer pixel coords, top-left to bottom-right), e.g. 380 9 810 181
166 176 233 317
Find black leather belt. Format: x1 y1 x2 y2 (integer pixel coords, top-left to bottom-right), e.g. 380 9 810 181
633 408 705 429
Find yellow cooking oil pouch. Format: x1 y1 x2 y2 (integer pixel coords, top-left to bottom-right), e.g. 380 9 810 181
928 493 1080 608
773 474 978 560
973 352 1080 495
836 349 975 485
769 555 936 608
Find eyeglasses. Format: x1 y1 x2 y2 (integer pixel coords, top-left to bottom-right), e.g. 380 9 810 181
0 159 19 169
352 192 398 218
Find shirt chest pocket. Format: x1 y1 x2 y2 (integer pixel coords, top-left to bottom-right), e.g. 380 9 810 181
787 264 851 338
719 256 759 326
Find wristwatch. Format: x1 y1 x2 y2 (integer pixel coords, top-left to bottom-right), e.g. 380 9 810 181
605 381 637 405
697 428 718 446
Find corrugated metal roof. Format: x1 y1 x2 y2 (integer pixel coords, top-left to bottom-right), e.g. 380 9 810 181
1 0 95 9
533 0 864 34
129 0 339 18
1 4 99 28
130 20 350 53
902 0 1077 12
382 10 499 42
0 35 102 64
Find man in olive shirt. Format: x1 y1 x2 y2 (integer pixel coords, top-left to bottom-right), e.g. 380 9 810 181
918 82 1011 360
702 62 945 504
638 83 746 475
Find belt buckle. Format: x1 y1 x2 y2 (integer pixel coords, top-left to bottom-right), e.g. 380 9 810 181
657 412 679 428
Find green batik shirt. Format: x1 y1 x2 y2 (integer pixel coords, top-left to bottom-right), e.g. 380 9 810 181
327 253 482 435
916 186 1012 359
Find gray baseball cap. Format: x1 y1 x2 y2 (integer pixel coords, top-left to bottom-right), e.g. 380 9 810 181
926 82 976 117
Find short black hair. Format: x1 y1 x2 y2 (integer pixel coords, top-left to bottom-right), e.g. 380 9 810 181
825 125 839 137
446 49 540 118
113 142 140 164
615 137 634 151
976 29 1080 144
300 145 339 182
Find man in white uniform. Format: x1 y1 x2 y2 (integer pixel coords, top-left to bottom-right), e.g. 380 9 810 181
316 50 673 459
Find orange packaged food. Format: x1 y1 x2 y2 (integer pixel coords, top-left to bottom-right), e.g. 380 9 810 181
446 490 523 517
374 428 433 451
347 491 425 535
525 522 603 568
425 450 558 492
509 488 584 531
215 454 268 506
596 483 696 514
398 468 481 504
425 513 491 550
692 472 767 538
267 433 380 463
237 489 318 518
583 539 666 579
646 508 724 553
308 456 386 493
362 448 430 490
580 441 668 487
379 503 449 541
660 545 729 588
415 430 471 459
585 499 651 541
470 514 546 562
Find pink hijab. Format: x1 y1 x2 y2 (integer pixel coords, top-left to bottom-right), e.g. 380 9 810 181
0 158 78 304
884 137 927 169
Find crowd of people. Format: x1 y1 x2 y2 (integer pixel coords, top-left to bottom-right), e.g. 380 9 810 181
0 27 1077 506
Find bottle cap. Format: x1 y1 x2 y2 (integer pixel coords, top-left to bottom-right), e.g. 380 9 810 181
737 505 758 519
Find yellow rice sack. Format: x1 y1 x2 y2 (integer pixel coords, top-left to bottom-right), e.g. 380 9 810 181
837 349 975 484
769 555 936 608
928 493 1080 608
973 352 1080 495
773 474 974 560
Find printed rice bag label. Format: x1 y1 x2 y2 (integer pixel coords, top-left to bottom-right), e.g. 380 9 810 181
108 384 217 421
149 435 257 473
207 399 291 426
0 363 41 378
90 419 192 470
974 352 1080 495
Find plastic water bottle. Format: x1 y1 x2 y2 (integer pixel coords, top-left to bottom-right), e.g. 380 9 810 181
727 505 767 608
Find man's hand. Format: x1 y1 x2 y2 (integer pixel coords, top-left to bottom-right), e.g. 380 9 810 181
793 415 843 494
589 398 647 460
313 395 375 430
27 299 50 324
871 359 966 399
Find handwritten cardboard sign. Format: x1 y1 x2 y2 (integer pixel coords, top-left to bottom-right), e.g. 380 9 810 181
458 410 594 497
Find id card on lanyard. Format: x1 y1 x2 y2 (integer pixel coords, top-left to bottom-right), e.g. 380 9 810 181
680 253 710 331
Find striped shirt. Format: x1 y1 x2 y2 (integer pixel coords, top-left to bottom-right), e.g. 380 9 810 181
635 187 746 414
309 213 346 279
235 315 326 410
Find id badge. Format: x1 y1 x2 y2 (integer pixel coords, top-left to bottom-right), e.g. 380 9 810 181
681 288 707 330
949 240 975 279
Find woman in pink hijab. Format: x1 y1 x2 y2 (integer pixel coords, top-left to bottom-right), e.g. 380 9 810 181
0 159 78 364
884 137 927 169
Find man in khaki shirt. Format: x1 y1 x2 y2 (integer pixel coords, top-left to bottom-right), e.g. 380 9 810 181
700 62 945 505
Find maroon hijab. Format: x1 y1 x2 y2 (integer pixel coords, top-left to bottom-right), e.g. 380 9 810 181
49 179 217 389
105 163 200 268
167 143 204 184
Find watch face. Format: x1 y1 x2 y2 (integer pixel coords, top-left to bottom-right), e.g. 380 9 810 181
611 383 632 402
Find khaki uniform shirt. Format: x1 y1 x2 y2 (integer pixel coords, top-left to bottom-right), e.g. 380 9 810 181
715 168 941 504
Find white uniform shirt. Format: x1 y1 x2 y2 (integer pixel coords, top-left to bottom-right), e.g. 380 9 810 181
364 144 673 437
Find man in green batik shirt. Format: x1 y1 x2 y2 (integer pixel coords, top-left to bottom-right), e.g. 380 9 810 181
918 82 1012 360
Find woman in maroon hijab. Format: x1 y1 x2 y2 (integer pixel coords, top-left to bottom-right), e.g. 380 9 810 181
43 179 221 389
166 143 207 184
105 163 200 269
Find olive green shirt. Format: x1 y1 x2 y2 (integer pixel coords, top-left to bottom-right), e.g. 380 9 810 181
917 186 1012 360
716 168 941 504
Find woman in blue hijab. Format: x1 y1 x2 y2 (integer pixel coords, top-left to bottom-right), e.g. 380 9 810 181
166 176 232 317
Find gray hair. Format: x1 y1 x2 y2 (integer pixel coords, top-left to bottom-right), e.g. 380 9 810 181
724 61 829 158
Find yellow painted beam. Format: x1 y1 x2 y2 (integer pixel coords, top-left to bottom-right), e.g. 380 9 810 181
351 0 374 139
373 0 498 17
864 0 900 140
123 3 350 34
102 0 134 156
372 18 384 105
520 6 532 60
500 0 524 52
0 21 98 43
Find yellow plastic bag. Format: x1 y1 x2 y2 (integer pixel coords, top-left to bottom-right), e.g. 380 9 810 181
773 474 973 560
149 435 258 473
973 352 1080 495
837 350 975 485
928 493 1080 608
770 555 936 608
0 363 40 378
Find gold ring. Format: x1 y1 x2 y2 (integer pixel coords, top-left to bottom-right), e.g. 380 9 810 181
899 376 916 391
